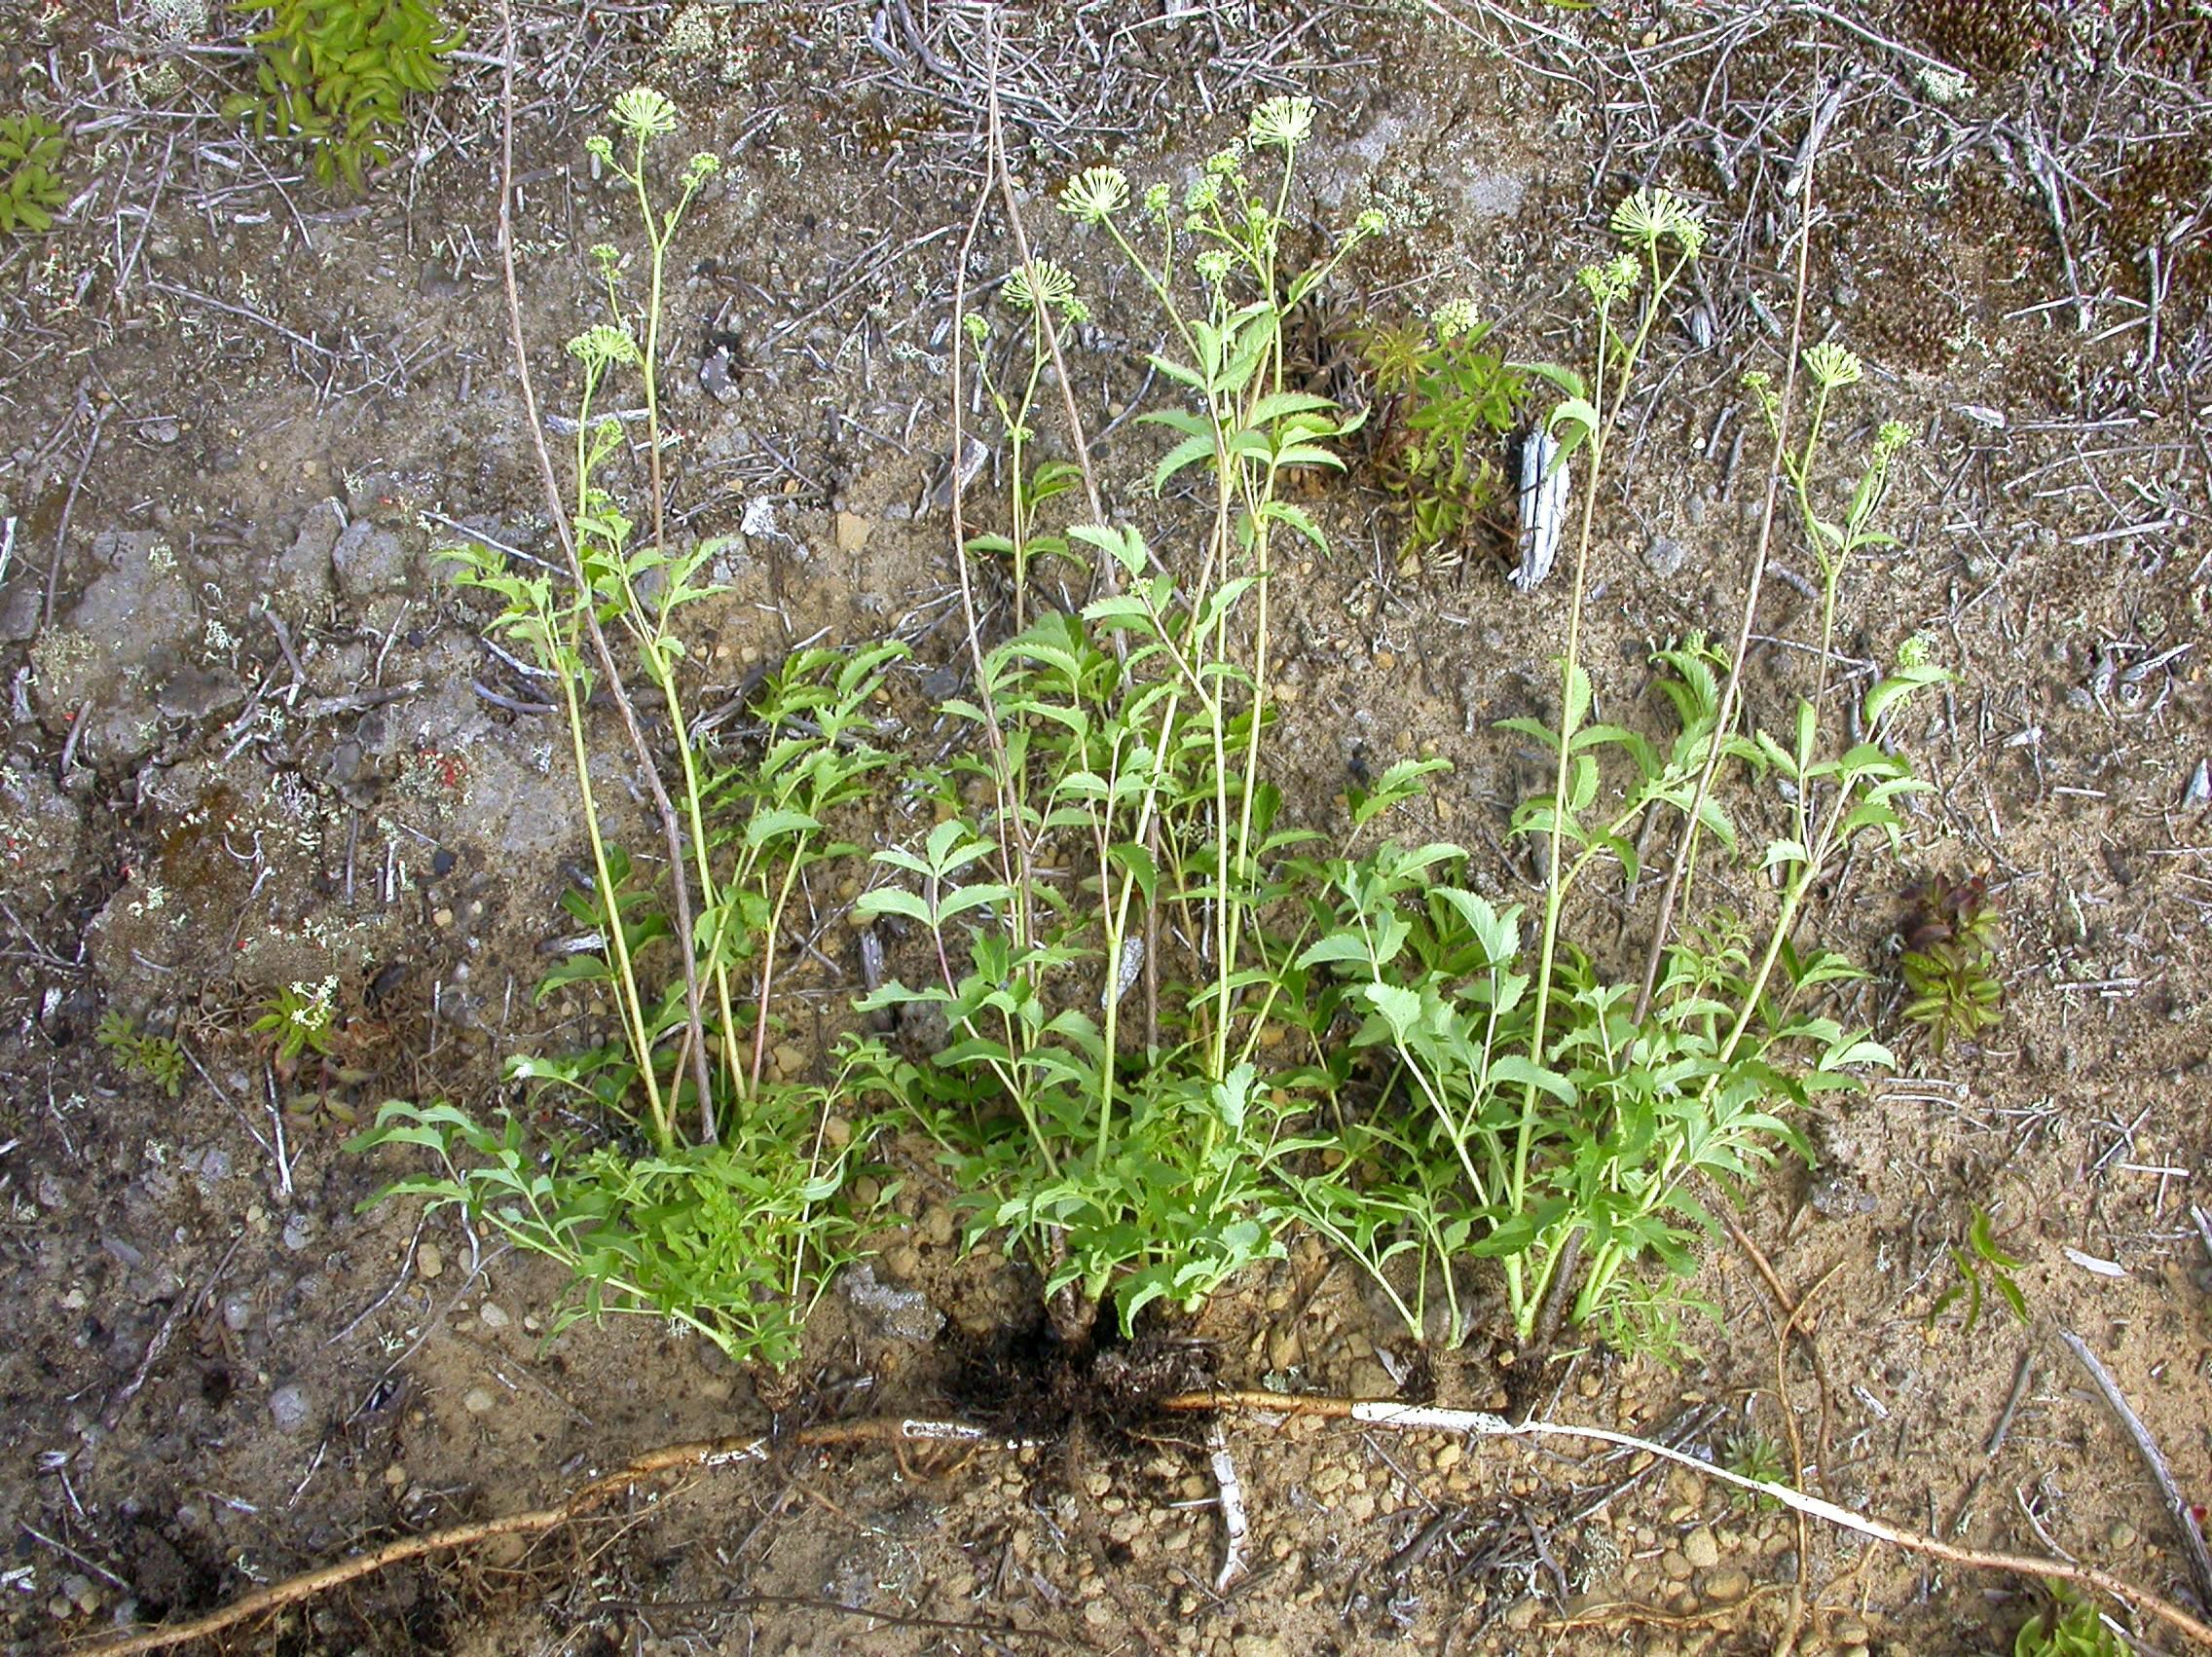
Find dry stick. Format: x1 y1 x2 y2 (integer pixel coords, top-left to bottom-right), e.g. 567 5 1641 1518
980 31 1158 1048
78 1418 1026 1657
42 405 105 630
1766 1258 1841 1657
2058 1328 2212 1611
1160 1390 2212 1650
492 0 716 1131
1630 119 1825 1024
945 55 1032 925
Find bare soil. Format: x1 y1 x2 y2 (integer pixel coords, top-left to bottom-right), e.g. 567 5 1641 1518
1 3 2208 1655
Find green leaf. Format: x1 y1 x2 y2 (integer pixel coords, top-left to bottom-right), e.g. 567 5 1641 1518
1150 431 1218 494
1361 982 1423 1044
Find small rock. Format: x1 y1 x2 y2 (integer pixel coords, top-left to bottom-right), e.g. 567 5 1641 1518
281 1214 313 1252
835 511 874 554
1682 1525 1719 1568
1660 1549 1692 1581
1233 1636 1291 1657
478 1302 511 1330
918 1202 956 1249
1310 1462 1348 1496
1701 1566 1751 1604
839 1260 944 1343
1432 1441 1462 1473
2108 1521 2138 1549
878 1242 922 1283
331 518 418 600
416 1242 444 1280
461 1386 496 1415
221 1295 251 1333
269 1383 312 1432
1345 1356 1395 1399
1644 534 1690 578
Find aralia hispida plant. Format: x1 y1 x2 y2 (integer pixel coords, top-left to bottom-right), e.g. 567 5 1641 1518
351 91 894 1368
1279 192 1947 1351
853 99 1386 1337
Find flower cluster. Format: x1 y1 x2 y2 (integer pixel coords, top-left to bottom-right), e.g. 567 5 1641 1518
1610 185 1707 258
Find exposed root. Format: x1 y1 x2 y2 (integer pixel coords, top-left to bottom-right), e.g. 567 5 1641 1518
1158 1388 2212 1650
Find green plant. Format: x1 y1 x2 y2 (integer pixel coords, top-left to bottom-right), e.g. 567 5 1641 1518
1722 1429 1788 1509
0 113 68 236
352 91 886 1372
223 0 460 190
252 976 339 1063
1270 198 1943 1353
854 99 1385 1337
1928 1204 2029 1335
1360 301 1530 566
2014 1584 2127 1655
94 1011 187 1099
353 1074 869 1366
1899 871 2004 1054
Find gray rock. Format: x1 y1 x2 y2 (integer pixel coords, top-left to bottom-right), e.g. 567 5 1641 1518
1644 535 1690 579
154 665 244 721
331 519 417 601
33 531 201 766
273 503 342 608
269 1382 312 1432
839 1260 944 1343
0 761 85 887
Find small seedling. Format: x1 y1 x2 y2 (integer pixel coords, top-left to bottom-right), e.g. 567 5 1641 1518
1722 1430 1788 1510
1900 871 2004 1055
94 1011 188 1099
1928 1204 2029 1335
1360 302 1529 567
252 976 339 1064
224 0 460 190
2014 1583 2128 1656
0 113 68 235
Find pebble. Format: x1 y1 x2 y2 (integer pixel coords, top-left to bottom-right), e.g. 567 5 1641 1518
2109 1522 2138 1549
1432 1442 1462 1472
1660 1549 1692 1581
1682 1525 1719 1568
269 1383 312 1432
1310 1462 1348 1495
417 1242 444 1280
221 1294 252 1333
1830 1620 1868 1645
461 1386 496 1415
478 1302 511 1330
1701 1567 1751 1604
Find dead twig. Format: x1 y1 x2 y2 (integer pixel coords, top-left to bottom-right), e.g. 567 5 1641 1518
491 0 717 1133
1631 111 1825 1021
80 1417 1026 1655
1206 1418 1249 1593
1160 1389 2212 1649
2057 1328 2212 1610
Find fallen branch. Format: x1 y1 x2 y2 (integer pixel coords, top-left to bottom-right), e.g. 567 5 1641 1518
81 1418 1027 1655
2058 1328 2212 1611
1159 1389 2212 1650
